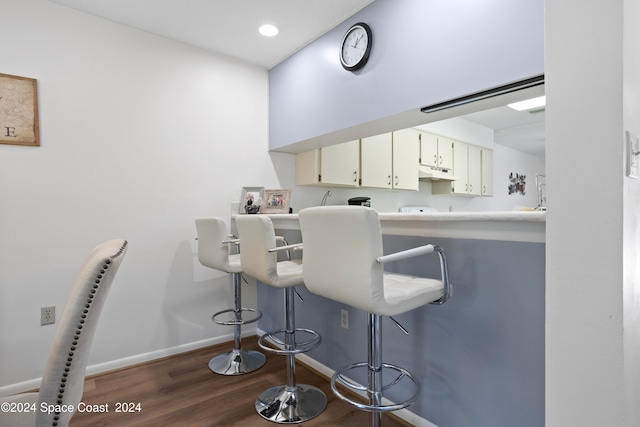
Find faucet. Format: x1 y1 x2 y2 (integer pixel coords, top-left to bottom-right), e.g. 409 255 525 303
321 190 331 206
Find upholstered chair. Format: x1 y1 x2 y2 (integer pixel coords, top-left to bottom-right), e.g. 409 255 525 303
0 239 128 427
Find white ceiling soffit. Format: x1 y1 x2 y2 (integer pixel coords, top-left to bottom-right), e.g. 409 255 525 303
49 0 374 69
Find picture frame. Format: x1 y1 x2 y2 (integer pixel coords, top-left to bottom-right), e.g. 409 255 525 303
240 187 264 214
260 189 291 214
0 73 40 147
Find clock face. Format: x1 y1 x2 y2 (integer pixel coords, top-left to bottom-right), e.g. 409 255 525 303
340 23 372 71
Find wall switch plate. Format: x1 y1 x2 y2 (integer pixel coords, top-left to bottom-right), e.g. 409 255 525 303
627 131 639 179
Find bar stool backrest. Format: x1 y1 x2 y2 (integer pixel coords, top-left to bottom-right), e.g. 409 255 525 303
195 218 241 274
299 206 385 314
235 215 280 286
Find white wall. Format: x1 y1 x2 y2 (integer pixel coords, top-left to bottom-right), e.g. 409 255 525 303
623 0 640 425
545 0 635 425
269 0 544 151
0 0 293 392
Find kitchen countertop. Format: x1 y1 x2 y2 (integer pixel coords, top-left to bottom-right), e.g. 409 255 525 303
258 211 546 243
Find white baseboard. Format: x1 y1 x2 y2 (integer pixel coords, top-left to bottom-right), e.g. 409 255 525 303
0 329 257 397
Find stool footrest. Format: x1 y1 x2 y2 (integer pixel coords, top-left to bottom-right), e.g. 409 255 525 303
331 362 420 413
212 307 262 326
258 328 322 355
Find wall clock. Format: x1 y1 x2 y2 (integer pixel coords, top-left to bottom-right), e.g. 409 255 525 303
340 22 372 71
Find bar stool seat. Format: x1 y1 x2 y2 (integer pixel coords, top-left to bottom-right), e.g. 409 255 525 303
299 206 451 426
236 215 327 424
195 218 265 375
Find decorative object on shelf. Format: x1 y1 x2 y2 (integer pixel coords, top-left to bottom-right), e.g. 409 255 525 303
340 22 372 71
0 73 40 146
260 189 291 214
508 172 526 195
240 187 264 214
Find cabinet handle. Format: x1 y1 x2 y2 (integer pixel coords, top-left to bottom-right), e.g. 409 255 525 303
388 175 392 186
465 184 468 192
353 171 357 182
434 154 437 163
469 184 473 192
439 155 443 164
395 176 399 186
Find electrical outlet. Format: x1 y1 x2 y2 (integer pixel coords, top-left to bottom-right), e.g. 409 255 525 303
340 309 349 329
41 306 55 325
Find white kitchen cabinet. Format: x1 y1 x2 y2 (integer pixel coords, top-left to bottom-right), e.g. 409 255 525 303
359 131 419 190
295 139 360 187
420 132 453 172
481 149 494 196
392 129 419 190
432 141 491 197
360 133 392 189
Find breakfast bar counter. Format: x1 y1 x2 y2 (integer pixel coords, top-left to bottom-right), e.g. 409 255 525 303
264 210 546 243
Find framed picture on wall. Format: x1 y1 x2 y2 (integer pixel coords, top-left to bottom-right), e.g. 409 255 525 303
0 73 40 147
240 187 263 214
260 189 291 214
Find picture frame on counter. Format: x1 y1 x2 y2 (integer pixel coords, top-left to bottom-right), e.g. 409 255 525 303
260 189 291 214
240 187 263 214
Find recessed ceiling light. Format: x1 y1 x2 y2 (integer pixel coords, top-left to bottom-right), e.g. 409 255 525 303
508 96 546 111
259 24 279 37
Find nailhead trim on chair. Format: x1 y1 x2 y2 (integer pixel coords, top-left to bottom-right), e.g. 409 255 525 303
50 241 126 426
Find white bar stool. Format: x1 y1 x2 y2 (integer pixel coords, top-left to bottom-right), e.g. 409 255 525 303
235 215 327 424
299 206 451 427
195 218 266 375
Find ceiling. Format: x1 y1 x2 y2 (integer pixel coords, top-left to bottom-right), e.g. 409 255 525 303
49 0 545 157
462 106 546 157
49 0 374 69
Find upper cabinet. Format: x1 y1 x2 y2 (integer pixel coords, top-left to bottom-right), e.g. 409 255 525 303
360 133 393 189
392 130 419 190
295 129 491 197
420 132 453 171
432 141 493 197
297 132 419 190
295 139 359 187
481 149 493 196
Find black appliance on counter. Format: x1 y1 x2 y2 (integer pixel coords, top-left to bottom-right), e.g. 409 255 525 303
348 197 371 207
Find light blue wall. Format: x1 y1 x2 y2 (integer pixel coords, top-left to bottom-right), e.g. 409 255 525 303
258 231 545 426
269 0 544 151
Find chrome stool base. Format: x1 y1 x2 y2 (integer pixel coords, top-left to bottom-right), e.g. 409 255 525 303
256 384 327 424
208 348 266 376
331 362 420 412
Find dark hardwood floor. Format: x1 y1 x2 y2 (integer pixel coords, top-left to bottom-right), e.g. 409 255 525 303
70 337 410 426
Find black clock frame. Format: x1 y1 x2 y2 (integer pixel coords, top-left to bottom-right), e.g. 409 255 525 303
340 22 372 72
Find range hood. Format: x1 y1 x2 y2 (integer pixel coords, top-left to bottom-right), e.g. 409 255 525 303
418 166 457 181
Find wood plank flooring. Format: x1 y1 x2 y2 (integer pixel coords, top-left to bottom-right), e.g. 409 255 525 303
70 337 410 426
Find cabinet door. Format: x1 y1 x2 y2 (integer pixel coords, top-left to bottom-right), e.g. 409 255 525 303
392 129 419 190
419 132 438 168
321 140 360 187
468 145 482 196
451 141 469 195
481 149 493 196
295 149 320 185
437 137 454 171
361 133 392 189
